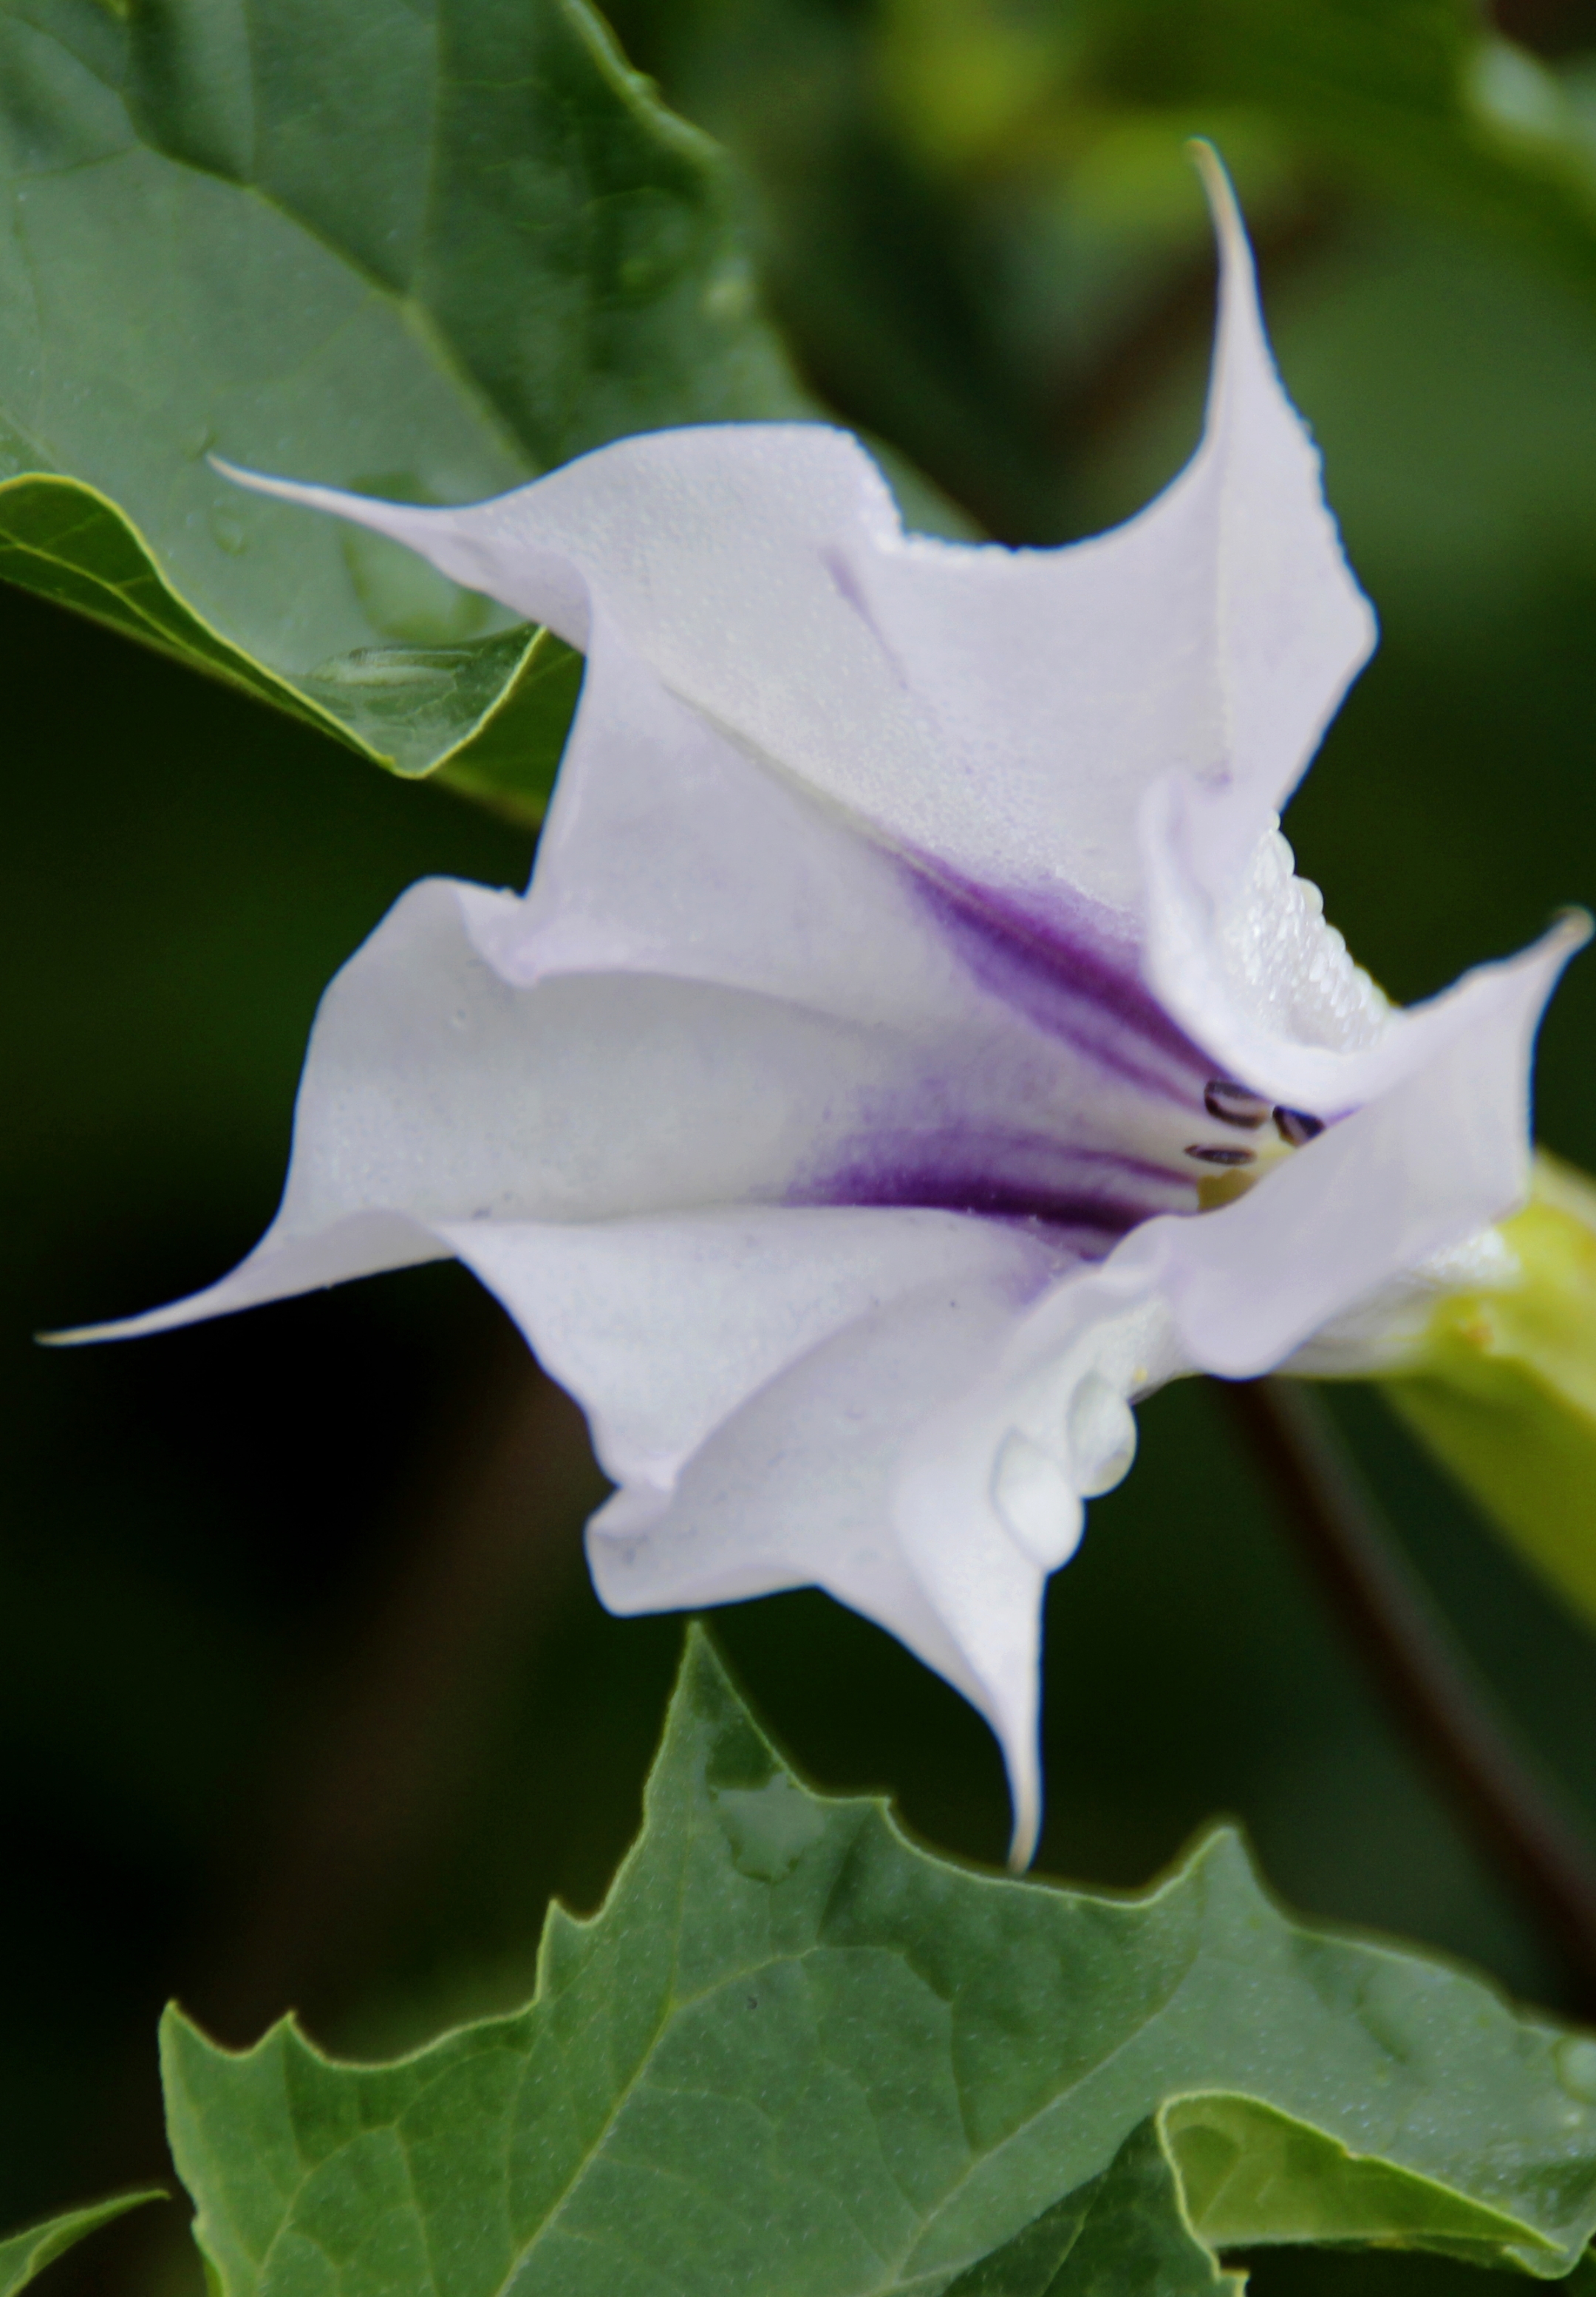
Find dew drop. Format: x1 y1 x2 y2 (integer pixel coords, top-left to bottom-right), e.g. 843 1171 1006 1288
1067 1373 1137 1500
992 1429 1080 1567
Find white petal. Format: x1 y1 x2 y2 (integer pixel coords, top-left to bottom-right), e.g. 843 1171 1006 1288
65 871 1065 1334
1141 800 1391 1098
434 1203 1070 1490
1287 1222 1523 1377
72 608 1258 1348
1132 164 1578 1115
47 1212 447 1344
492 608 1014 1027
556 1199 1205 1868
505 613 1229 1239
1159 148 1378 885
443 1204 1072 1862
897 1264 1185 1576
60 869 986 1338
215 158 1371 924
1141 763 1591 1137
1125 917 1583 1376
216 426 949 857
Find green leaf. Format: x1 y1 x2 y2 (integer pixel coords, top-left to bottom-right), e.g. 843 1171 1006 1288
0 2191 165 2297
163 1629 1596 2296
944 2114 1241 2296
1382 1151 1596 1637
0 0 808 818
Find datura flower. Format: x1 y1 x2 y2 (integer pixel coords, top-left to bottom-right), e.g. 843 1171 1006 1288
74 156 1582 1862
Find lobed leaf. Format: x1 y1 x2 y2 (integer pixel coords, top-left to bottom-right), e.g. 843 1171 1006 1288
0 0 806 817
163 1629 1596 2296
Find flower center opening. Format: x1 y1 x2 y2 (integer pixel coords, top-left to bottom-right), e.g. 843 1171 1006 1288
1186 1081 1325 1211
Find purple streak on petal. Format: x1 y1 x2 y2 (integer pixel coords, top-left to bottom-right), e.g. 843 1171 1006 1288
907 862 1220 1105
795 1126 1196 1255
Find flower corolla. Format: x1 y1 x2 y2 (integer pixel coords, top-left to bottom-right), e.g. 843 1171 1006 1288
73 157 1583 1862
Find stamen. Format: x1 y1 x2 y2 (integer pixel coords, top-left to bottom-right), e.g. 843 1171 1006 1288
1185 1145 1256 1167
1204 1080 1270 1129
1274 1107 1325 1147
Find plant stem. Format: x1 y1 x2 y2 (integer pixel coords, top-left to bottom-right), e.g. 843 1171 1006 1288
1224 1375 1596 2012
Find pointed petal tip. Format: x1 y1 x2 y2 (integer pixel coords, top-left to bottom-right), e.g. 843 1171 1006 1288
35 1307 184 1348
207 454 347 517
1528 906 1593 1019
1006 1816 1039 1876
208 452 296 503
1005 1771 1042 1874
1521 903 1592 1007
1553 904 1594 955
1187 139 1249 268
35 1307 171 1347
1185 135 1229 197
209 455 447 537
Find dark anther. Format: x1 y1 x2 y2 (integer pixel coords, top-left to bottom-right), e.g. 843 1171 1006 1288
1204 1080 1270 1129
1274 1107 1325 1148
1186 1145 1257 1167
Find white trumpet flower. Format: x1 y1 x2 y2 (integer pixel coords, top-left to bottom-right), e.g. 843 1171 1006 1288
67 154 1582 1864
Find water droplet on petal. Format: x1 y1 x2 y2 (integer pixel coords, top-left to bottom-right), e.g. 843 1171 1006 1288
1068 1372 1138 1498
992 1429 1081 1568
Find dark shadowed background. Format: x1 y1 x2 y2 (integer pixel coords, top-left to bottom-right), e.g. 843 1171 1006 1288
11 1 1596 2290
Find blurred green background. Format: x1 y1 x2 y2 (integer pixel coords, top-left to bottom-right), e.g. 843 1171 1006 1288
13 1 1596 2290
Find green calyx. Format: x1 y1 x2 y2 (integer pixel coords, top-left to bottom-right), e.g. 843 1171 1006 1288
1382 1151 1596 1630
